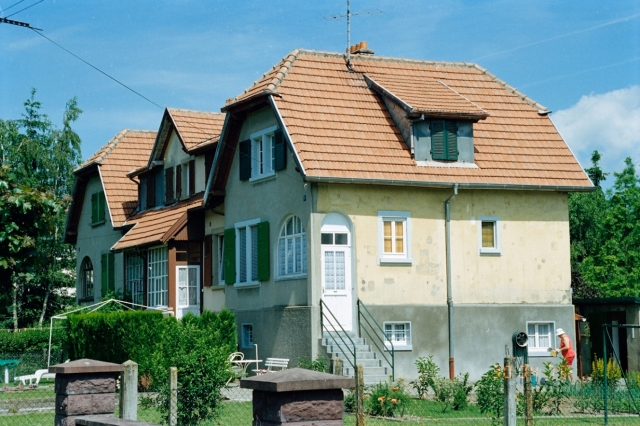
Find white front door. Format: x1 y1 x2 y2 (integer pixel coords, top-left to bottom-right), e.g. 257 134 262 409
176 265 200 318
321 229 352 331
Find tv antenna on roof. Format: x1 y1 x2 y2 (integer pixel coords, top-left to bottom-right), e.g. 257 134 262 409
325 0 381 70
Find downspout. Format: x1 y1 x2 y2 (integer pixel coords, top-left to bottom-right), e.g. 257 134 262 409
445 184 458 379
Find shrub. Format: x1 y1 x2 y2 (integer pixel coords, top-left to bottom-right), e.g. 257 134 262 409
476 364 503 424
66 310 166 379
297 355 329 372
366 379 411 418
0 327 67 354
540 361 571 415
412 355 439 399
147 311 236 426
591 355 622 384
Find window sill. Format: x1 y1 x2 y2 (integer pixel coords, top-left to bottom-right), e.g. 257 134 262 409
528 350 553 357
479 248 501 256
378 257 413 266
235 281 260 289
90 220 106 227
249 172 276 184
276 274 308 282
385 344 412 351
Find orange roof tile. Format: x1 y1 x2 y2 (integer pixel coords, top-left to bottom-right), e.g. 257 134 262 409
112 196 202 250
77 130 156 225
167 108 225 151
227 50 591 189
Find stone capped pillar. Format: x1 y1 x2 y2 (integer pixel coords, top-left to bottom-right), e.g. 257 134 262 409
50 359 124 426
241 367 355 425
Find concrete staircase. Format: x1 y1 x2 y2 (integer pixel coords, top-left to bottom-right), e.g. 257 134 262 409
321 331 390 385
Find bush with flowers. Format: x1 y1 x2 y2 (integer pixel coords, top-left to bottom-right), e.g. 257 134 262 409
366 379 411 417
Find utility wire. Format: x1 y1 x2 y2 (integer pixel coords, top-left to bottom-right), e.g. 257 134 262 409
30 28 163 110
6 0 42 18
2 0 26 13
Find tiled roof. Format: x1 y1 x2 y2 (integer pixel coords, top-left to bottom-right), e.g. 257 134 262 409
77 130 156 225
227 50 591 189
167 108 225 151
112 196 202 250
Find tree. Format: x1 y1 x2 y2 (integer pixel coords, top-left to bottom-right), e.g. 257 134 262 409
0 89 82 328
569 152 640 298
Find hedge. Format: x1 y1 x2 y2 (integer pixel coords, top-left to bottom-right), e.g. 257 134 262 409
0 327 67 354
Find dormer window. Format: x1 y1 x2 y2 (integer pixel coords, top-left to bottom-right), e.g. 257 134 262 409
430 120 458 162
239 127 287 182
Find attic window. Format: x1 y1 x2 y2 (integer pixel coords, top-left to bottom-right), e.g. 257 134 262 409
431 120 458 161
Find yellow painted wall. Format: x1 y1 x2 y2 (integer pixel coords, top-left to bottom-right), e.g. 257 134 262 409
316 184 571 306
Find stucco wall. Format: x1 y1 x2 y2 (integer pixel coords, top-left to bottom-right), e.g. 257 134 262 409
315 184 572 306
74 174 124 302
223 106 312 311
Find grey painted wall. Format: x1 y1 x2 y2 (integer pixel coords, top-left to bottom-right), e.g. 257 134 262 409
74 174 124 302
362 303 575 381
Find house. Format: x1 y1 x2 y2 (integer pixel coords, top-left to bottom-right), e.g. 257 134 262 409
64 129 156 302
65 108 225 318
202 46 594 380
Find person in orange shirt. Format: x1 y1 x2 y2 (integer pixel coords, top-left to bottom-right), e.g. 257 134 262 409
556 328 575 381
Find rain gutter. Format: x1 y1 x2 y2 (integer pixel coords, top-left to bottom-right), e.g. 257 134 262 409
444 184 458 380
304 176 595 192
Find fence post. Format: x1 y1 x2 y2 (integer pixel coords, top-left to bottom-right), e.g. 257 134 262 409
524 365 533 426
355 365 365 426
503 357 516 426
333 357 343 376
169 366 178 426
603 325 608 425
119 360 138 420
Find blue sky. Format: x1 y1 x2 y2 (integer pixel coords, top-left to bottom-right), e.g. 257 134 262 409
1 0 639 183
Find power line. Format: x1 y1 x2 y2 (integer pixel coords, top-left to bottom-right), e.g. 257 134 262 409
30 28 163 110
2 0 27 14
6 0 42 18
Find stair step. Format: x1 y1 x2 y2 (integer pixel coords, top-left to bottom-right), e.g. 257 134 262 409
325 344 371 353
327 350 377 360
322 337 366 346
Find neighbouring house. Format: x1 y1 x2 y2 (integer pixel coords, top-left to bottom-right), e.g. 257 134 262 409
65 129 156 303
202 46 594 381
65 108 225 318
574 297 640 375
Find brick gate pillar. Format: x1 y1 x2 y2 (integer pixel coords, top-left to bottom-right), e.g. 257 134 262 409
50 359 124 426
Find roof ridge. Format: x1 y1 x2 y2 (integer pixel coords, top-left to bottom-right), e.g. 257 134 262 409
436 80 489 114
167 107 224 116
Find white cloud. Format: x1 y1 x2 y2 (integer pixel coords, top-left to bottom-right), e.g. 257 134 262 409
551 86 640 176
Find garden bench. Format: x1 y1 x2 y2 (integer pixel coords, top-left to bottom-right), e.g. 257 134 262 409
14 368 56 387
254 357 289 375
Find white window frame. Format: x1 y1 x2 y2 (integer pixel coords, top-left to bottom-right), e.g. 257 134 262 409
277 215 308 279
478 216 501 255
125 253 144 305
235 218 261 288
217 234 225 285
378 211 413 265
526 321 556 356
241 323 254 348
249 125 278 182
176 265 200 308
148 246 169 307
80 257 94 299
384 321 412 351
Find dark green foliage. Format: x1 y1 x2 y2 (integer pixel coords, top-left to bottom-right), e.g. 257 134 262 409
476 364 503 424
147 310 236 426
0 328 66 354
297 355 329 372
65 310 166 378
570 151 640 297
412 355 439 398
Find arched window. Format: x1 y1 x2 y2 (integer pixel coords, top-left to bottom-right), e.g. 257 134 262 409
81 257 94 299
278 216 307 277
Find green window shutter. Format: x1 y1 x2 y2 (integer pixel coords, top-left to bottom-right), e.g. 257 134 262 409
91 193 98 223
175 164 182 199
98 191 106 222
108 252 115 292
430 120 447 160
257 221 269 281
165 168 174 204
273 130 287 171
239 139 251 181
189 160 196 195
147 175 156 208
445 121 459 161
101 253 108 297
224 228 236 284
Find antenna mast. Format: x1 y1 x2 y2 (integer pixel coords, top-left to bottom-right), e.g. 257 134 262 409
347 0 351 66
